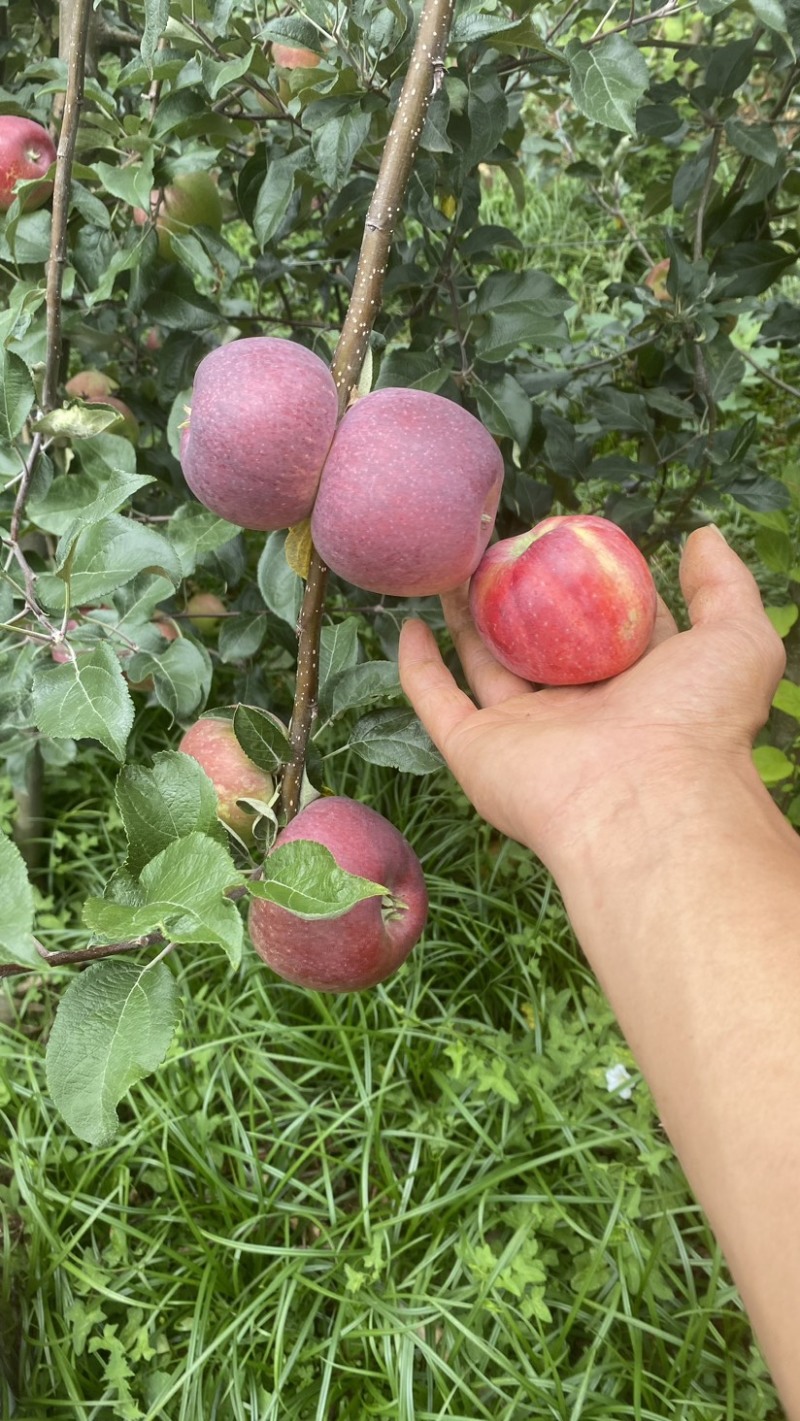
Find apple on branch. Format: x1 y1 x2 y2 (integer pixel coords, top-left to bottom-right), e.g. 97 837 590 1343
0 116 56 212
469 514 657 686
180 337 339 531
310 387 504 597
133 171 223 260
179 715 275 843
248 796 428 992
64 370 139 443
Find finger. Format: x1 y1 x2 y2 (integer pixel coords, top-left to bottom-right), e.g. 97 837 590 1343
440 583 534 707
648 595 678 650
681 526 771 629
398 619 478 756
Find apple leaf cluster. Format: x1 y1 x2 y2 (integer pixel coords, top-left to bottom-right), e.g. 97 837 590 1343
0 0 798 1141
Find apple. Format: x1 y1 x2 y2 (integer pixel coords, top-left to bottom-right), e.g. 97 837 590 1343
186 592 227 636
65 370 139 443
310 388 504 597
127 616 179 693
469 514 658 686
179 716 274 842
180 337 339 531
271 43 321 69
248 796 428 992
0 116 56 212
51 620 80 664
644 258 671 302
133 171 223 259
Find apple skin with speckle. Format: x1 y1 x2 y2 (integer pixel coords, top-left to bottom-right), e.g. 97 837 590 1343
469 514 657 686
311 387 504 598
181 337 339 532
248 796 428 993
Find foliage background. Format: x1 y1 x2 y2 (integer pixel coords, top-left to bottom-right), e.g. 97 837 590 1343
1 0 798 1412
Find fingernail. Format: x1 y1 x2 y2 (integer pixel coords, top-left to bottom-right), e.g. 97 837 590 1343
707 524 727 542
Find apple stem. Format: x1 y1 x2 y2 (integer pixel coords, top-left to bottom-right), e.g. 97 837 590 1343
279 0 456 822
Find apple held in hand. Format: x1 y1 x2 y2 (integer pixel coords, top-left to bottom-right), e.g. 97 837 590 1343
0 116 56 212
181 337 339 531
248 796 428 992
469 514 657 686
179 716 274 842
311 388 504 597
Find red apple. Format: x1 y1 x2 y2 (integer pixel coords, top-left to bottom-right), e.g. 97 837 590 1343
181 337 339 531
133 171 223 259
248 796 428 992
186 592 226 636
311 388 504 597
644 258 671 302
179 716 275 842
271 43 321 69
0 116 56 212
469 514 657 686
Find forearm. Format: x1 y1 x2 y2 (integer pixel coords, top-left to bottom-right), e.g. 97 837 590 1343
543 760 800 1413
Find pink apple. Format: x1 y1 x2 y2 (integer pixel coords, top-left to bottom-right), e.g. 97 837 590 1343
0 116 56 212
311 388 504 597
469 514 657 686
271 43 321 69
179 716 275 842
180 337 339 531
248 796 428 992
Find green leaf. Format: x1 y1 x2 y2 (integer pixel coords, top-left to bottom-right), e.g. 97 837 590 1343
319 617 361 690
711 242 797 298
753 744 794 784
218 613 266 663
569 36 650 136
202 45 256 100
33 405 123 440
46 959 180 1145
348 709 444 774
463 71 509 167
252 840 386 920
311 109 372 190
142 0 170 72
253 150 307 247
127 639 213 720
257 530 303 626
0 348 35 444
116 751 226 876
85 832 244 966
473 270 572 360
749 0 793 42
167 504 240 578
724 118 779 167
773 679 800 721
92 155 155 212
0 829 39 968
232 706 292 774
32 643 134 761
40 515 182 610
766 604 799 637
27 460 152 536
475 375 533 447
328 660 402 718
261 16 326 51
756 526 795 574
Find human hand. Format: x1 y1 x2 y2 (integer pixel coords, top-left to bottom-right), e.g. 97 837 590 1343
399 526 786 870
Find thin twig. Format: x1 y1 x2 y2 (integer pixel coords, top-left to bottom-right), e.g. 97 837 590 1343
739 347 800 401
279 0 457 821
43 0 94 412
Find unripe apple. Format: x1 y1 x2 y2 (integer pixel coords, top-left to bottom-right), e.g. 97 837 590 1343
644 258 671 302
180 337 339 531
248 796 428 992
179 716 274 842
51 620 80 664
310 388 504 597
133 171 223 259
0 116 56 212
186 592 226 636
271 43 321 69
469 514 658 686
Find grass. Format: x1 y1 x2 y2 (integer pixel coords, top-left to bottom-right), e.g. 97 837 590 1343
1 751 783 1419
